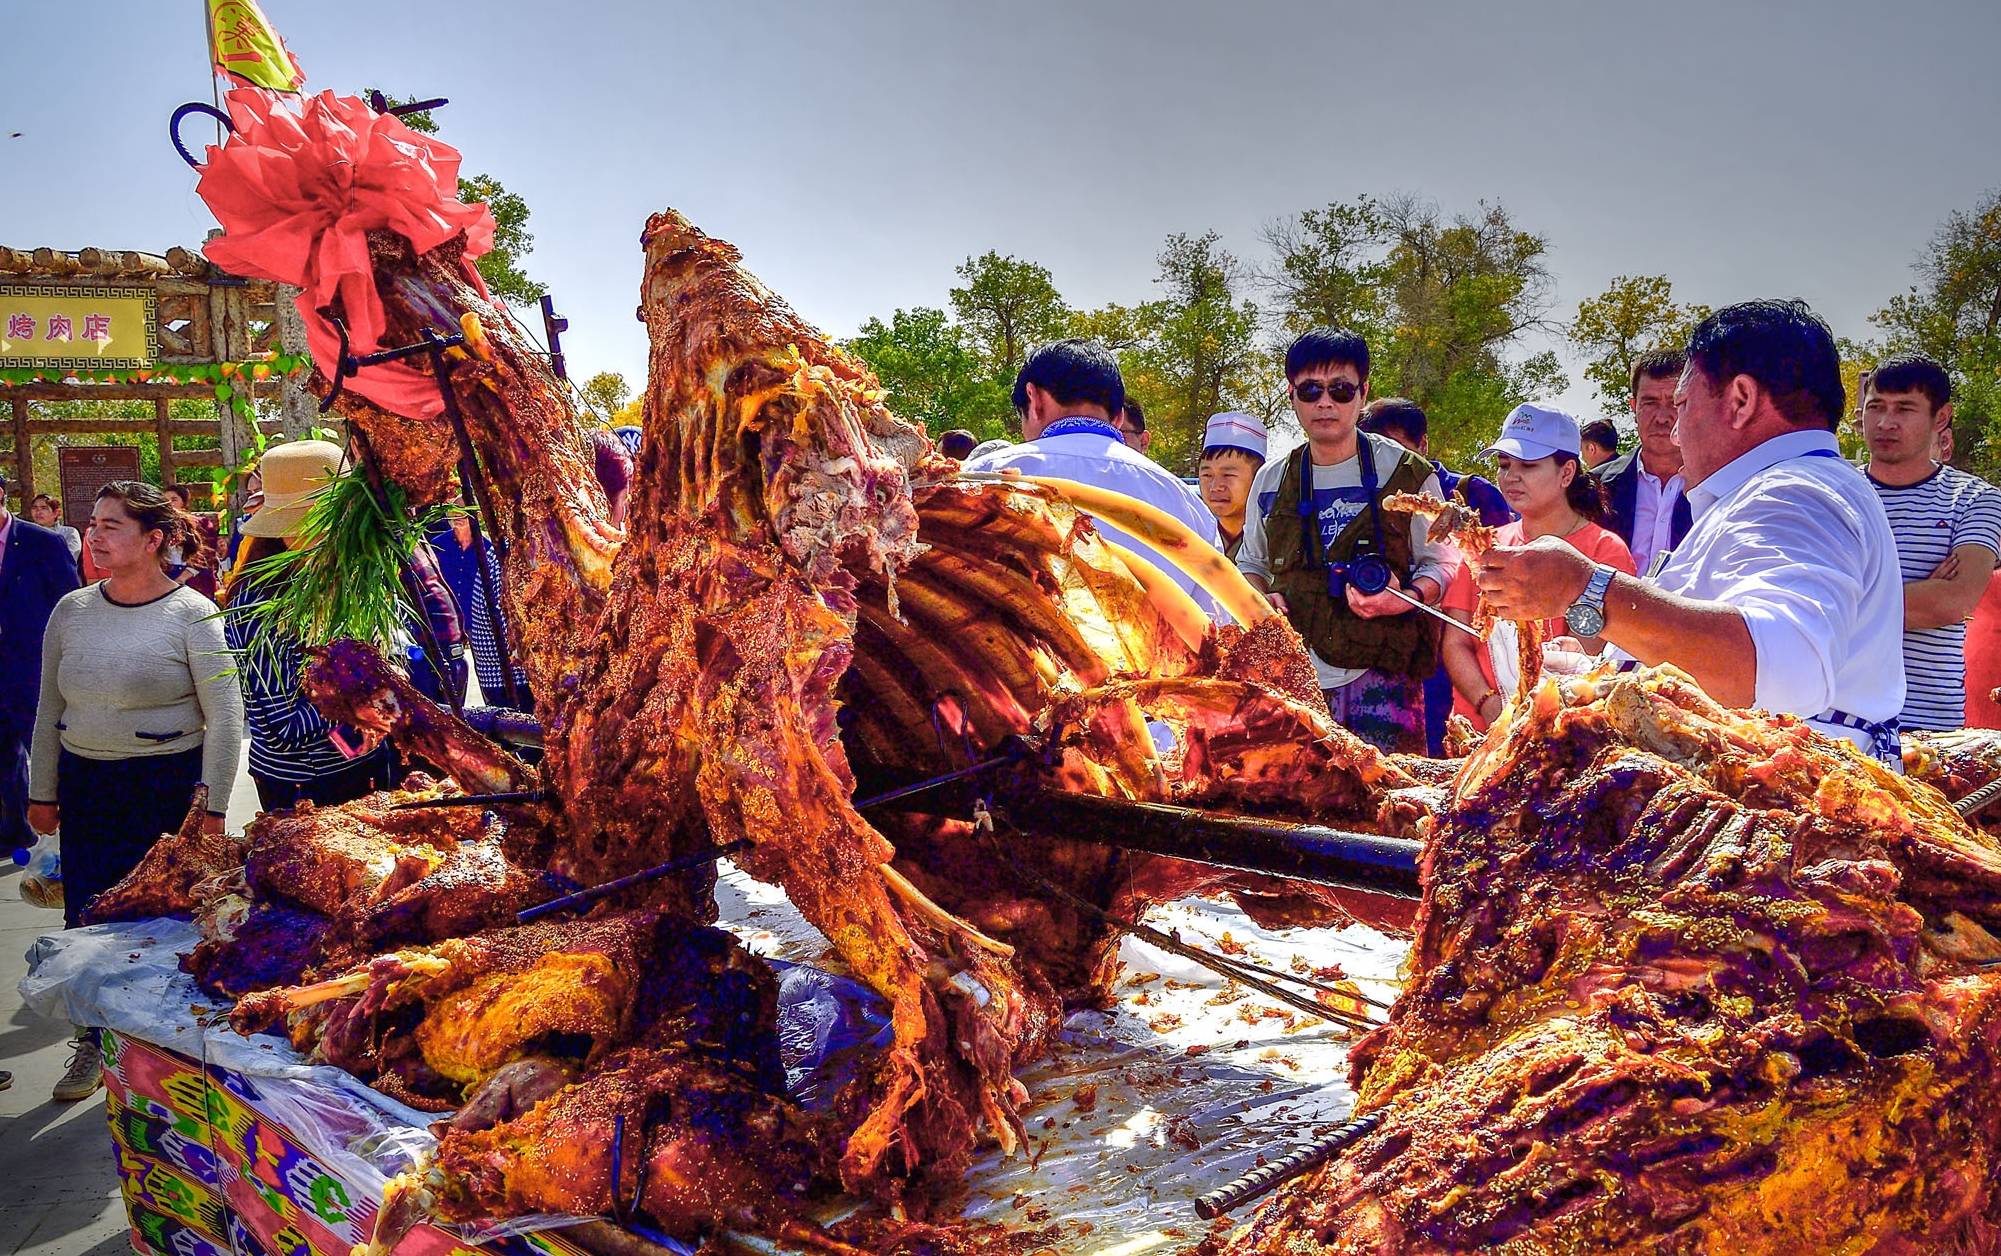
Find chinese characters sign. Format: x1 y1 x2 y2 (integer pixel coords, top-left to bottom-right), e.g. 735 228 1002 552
0 285 158 370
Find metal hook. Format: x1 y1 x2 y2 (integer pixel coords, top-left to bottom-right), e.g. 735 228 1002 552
367 92 450 119
169 102 234 170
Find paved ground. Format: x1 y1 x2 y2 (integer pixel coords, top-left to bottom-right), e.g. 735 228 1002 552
0 744 264 1256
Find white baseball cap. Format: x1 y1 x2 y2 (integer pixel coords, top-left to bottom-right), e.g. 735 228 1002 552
1480 403 1581 462
1203 411 1268 460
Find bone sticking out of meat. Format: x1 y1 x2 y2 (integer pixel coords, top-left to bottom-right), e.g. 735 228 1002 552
85 786 234 923
304 639 537 795
1384 489 1546 699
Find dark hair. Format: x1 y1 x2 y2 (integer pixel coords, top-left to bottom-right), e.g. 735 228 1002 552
1012 339 1124 419
1629 348 1686 397
1359 397 1426 445
590 429 633 502
30 492 61 513
1120 399 1147 432
1867 352 1952 413
1285 326 1370 383
1557 454 1610 525
96 479 207 569
1684 299 1845 430
937 429 979 460
1200 445 1264 467
1579 419 1620 452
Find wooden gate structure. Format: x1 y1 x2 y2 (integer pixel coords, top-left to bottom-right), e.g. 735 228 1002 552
0 243 320 513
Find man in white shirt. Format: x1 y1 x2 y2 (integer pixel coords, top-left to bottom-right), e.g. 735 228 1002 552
1477 300 1906 765
1236 328 1455 753
964 339 1222 612
1599 349 1692 575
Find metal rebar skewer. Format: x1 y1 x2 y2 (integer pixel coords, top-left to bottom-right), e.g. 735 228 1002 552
1194 1109 1384 1220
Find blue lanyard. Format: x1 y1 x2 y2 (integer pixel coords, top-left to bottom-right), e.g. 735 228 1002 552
1041 417 1124 441
1296 438 1386 568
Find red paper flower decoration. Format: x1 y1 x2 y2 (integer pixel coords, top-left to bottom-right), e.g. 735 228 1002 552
198 88 497 418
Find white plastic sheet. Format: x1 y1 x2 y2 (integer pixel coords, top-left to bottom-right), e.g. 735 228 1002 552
21 863 1410 1252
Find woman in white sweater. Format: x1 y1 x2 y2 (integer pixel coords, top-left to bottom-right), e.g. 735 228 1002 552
26 481 243 930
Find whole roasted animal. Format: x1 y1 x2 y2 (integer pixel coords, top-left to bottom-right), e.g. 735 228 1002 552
1216 667 2001 1253
234 145 1421 1211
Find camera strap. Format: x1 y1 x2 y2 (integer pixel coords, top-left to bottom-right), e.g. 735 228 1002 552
1295 436 1388 571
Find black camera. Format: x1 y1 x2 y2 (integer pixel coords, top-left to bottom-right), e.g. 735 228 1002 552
1327 550 1392 598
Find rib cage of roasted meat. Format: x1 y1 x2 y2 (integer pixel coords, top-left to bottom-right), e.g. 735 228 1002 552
1217 667 2001 1253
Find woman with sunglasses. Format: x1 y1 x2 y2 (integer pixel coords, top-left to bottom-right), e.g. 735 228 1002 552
1236 328 1458 753
1441 405 1635 729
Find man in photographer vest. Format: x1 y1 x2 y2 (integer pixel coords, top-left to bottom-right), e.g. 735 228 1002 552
1236 328 1454 752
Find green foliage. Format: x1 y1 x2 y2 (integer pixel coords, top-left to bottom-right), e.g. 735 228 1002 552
1121 232 1264 473
1569 275 1710 417
844 307 1013 441
579 371 630 420
372 90 545 306
949 253 1070 378
1868 188 2001 479
233 466 450 674
1259 194 1566 463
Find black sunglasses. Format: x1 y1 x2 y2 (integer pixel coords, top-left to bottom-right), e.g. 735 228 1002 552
1292 379 1360 404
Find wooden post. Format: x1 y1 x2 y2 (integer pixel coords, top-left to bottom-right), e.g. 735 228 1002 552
274 282 316 438
155 398 176 491
209 283 252 511
8 398 31 508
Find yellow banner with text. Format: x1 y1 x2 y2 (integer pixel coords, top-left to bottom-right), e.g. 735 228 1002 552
0 286 158 370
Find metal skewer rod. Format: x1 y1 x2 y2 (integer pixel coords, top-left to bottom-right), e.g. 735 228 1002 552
514 840 750 924
1953 774 2001 821
1380 583 1484 639
1194 1109 1383 1219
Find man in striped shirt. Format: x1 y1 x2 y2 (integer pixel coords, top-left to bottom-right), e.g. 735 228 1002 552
1863 354 2001 731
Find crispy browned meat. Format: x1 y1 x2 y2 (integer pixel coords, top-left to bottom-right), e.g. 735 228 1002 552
303 640 537 795
86 787 240 923
1220 666 2001 1254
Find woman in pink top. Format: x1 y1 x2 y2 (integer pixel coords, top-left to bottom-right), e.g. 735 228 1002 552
1442 406 1637 729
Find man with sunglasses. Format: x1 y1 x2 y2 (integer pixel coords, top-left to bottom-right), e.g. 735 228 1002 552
965 338 1222 612
1236 328 1454 752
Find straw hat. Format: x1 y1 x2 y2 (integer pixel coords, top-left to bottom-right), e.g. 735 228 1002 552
240 440 344 538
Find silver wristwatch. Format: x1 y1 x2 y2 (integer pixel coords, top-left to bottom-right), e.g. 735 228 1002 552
1564 564 1617 637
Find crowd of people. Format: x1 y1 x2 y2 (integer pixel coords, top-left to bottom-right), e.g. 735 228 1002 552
963 297 1999 767
2 295 1996 1099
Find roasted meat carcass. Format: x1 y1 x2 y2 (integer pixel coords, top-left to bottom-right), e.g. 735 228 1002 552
85 788 239 924
1905 726 2001 830
193 89 1428 1224
1218 666 2001 1254
1385 491 1546 700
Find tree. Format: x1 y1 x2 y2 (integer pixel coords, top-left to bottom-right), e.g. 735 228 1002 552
948 252 1070 378
843 307 1014 440
1259 194 1566 462
372 91 546 305
1570 275 1709 416
579 371 631 419
1870 188 2001 477
1127 231 1264 472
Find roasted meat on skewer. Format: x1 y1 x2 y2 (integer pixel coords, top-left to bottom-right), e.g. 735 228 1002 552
1385 491 1549 702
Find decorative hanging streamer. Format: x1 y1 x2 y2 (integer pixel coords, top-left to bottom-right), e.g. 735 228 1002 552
195 89 496 419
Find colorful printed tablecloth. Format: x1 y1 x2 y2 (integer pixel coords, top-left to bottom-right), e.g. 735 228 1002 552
101 1030 587 1256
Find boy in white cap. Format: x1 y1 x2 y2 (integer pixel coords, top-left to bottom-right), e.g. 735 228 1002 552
1198 411 1267 560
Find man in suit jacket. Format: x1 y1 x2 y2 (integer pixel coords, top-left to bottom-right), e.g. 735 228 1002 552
0 472 83 855
1600 348 1693 574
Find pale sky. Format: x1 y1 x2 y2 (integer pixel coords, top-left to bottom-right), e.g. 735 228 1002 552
5 1 1998 424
